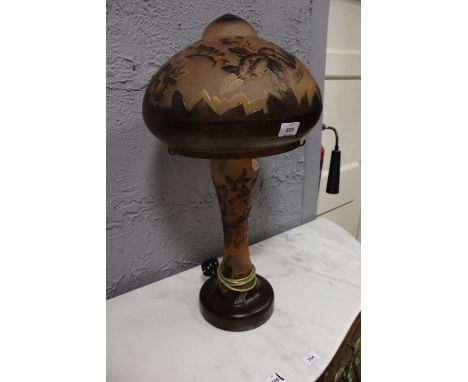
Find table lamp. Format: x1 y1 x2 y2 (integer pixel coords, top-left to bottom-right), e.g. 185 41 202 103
142 14 323 331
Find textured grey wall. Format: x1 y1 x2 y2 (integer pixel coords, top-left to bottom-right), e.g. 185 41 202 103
106 0 329 299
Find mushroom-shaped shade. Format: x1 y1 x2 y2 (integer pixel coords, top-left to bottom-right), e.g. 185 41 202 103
142 14 323 158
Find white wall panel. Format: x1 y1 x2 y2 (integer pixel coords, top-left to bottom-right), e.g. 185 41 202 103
319 0 361 239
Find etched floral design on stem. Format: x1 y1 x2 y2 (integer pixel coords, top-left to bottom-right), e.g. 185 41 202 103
213 160 257 265
211 159 259 280
214 168 257 250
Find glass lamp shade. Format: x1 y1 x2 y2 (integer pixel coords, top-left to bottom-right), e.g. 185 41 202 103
142 14 323 158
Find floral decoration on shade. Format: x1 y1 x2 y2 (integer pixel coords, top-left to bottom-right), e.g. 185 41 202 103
148 58 188 102
219 36 302 96
147 36 308 107
184 43 229 66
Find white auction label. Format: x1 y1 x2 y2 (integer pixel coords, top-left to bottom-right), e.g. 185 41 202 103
278 122 300 137
265 372 286 382
302 350 320 366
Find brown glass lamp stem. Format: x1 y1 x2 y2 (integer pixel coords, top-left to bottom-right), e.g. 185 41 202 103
200 157 273 331
210 158 258 283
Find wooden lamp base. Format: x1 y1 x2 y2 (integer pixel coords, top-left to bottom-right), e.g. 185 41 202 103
199 158 274 331
199 274 274 331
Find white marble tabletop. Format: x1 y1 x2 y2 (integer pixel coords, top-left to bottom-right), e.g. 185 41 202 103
107 217 361 382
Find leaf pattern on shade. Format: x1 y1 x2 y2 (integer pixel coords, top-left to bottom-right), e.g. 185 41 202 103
149 59 188 103
259 46 297 69
228 47 252 56
264 68 289 94
266 58 286 79
219 74 244 95
184 43 229 66
295 64 304 84
148 36 304 104
220 36 257 51
219 36 299 96
221 65 240 74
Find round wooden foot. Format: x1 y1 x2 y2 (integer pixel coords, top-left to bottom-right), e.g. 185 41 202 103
199 274 274 331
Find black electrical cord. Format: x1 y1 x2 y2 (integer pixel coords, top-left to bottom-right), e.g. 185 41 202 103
322 124 341 194
322 124 339 151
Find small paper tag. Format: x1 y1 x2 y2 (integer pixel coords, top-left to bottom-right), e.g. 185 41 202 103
278 122 300 137
302 350 320 366
252 158 259 171
266 372 286 382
